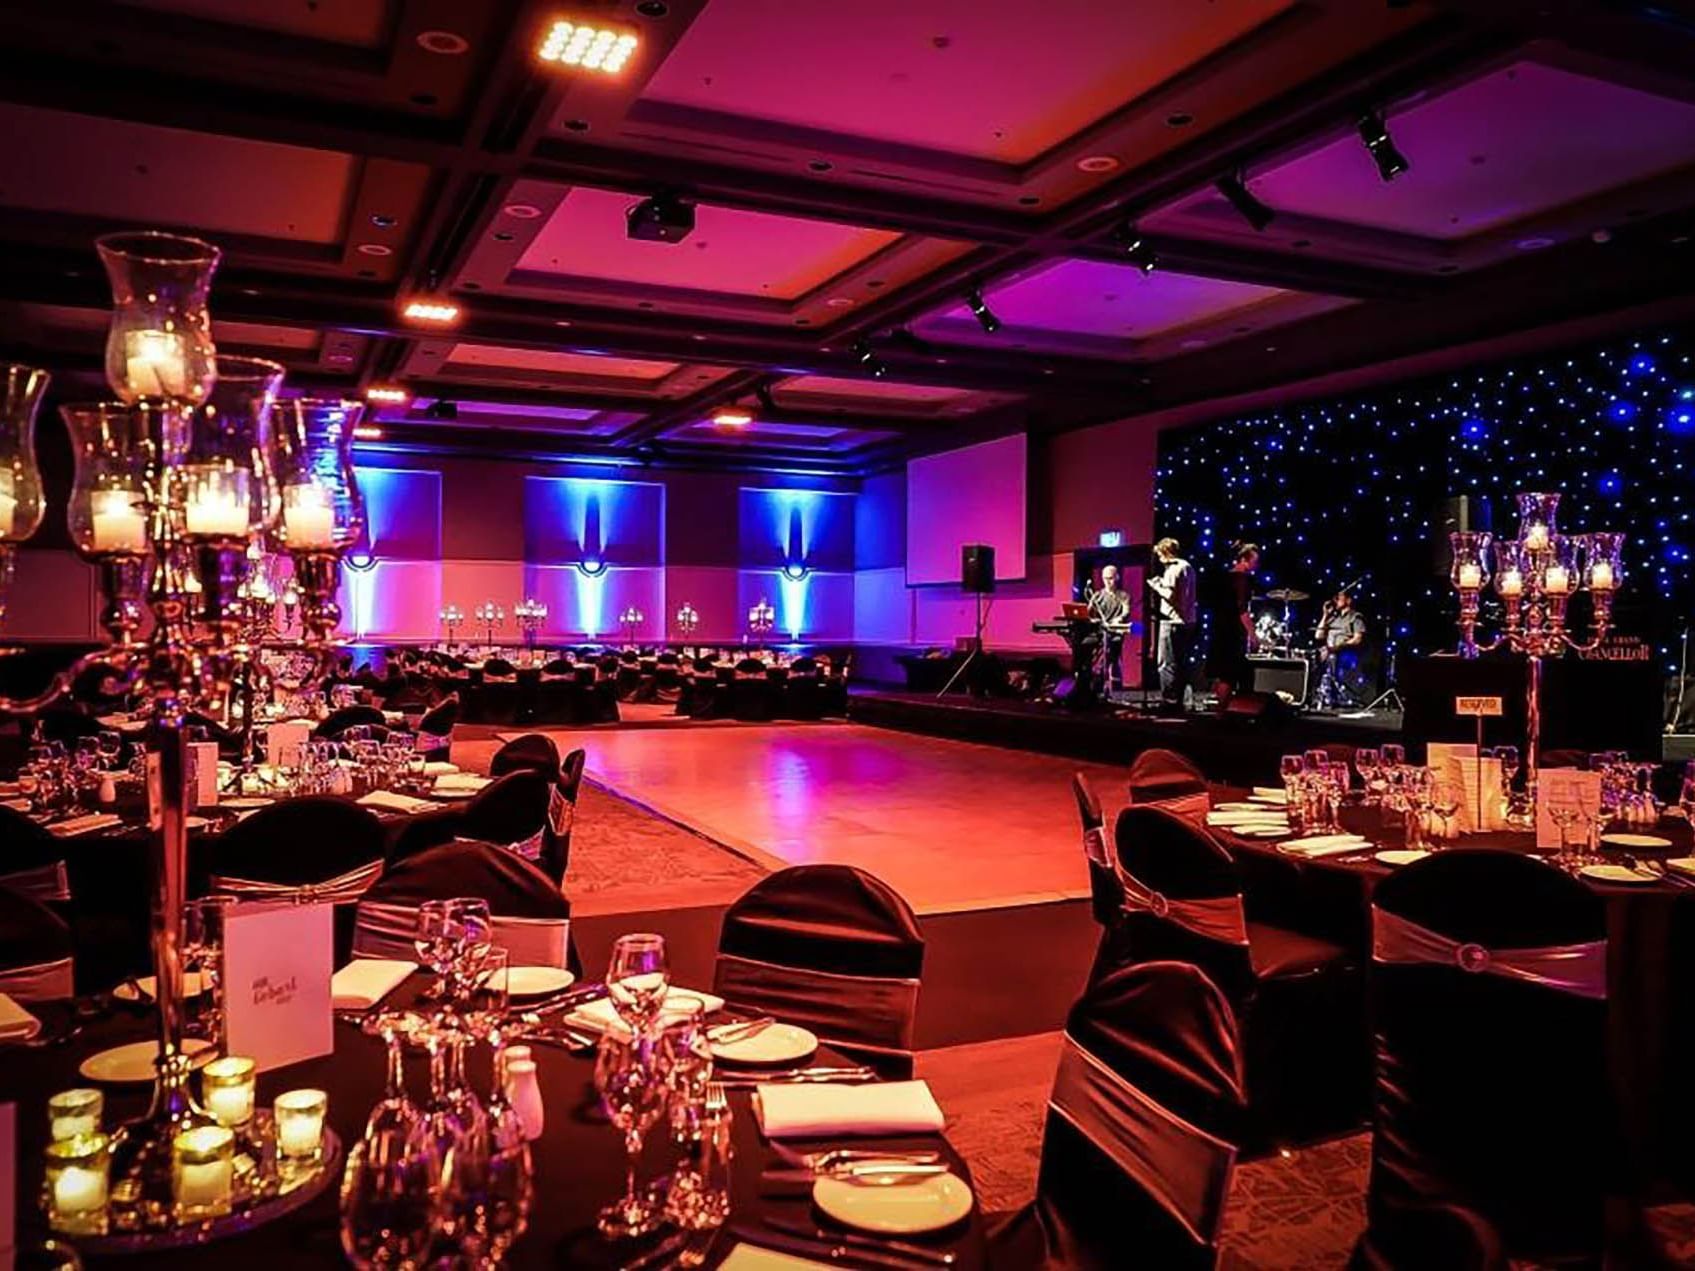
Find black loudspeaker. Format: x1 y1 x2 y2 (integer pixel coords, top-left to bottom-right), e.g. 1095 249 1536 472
961 543 996 594
1434 496 1491 576
1249 655 1310 705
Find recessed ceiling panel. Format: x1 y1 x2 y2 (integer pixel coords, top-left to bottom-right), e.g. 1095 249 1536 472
775 376 971 406
664 419 895 451
643 0 1293 163
0 104 355 244
115 0 390 46
444 344 681 381
1248 62 1695 239
403 400 636 437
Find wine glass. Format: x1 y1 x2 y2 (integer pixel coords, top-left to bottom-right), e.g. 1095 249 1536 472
414 900 456 998
339 1133 439 1271
1548 797 1588 870
1429 779 1464 843
462 947 510 1046
595 1028 671 1239
607 933 669 1034
447 1044 534 1268
1354 748 1382 805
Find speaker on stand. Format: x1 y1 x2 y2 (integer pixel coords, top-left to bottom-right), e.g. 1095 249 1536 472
939 545 995 698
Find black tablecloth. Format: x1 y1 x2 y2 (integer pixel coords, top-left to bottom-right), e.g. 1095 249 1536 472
2 983 987 1268
1212 790 1695 1194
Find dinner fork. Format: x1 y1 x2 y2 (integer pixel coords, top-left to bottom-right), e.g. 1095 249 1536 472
770 1142 942 1172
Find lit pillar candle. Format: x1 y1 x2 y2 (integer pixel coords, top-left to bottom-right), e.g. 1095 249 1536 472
172 1125 235 1218
1497 569 1523 597
90 489 147 553
0 471 16 538
123 329 189 399
282 484 336 549
47 1089 103 1142
1457 563 1482 590
200 1055 256 1128
46 1134 111 1235
185 488 248 538
274 1088 327 1160
1543 565 1571 594
1524 523 1549 553
1590 562 1615 591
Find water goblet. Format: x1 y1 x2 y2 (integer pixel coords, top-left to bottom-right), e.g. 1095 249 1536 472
595 1028 670 1240
341 1013 437 1270
607 933 670 1035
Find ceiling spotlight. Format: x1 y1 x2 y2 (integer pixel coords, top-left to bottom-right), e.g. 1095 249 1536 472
626 192 695 243
1214 172 1275 232
402 297 460 325
352 425 385 441
364 385 410 405
1113 223 1158 273
424 399 459 421
711 406 756 427
852 337 888 379
965 288 1001 334
885 327 936 357
1356 110 1409 182
538 18 638 74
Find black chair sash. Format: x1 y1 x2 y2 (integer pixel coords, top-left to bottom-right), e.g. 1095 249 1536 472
0 806 73 901
713 952 920 1057
0 889 75 1000
0 860 72 904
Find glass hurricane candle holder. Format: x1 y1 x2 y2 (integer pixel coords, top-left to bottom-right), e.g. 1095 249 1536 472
47 1089 104 1143
1542 535 1581 599
97 232 220 406
172 1124 235 1221
1516 491 1560 558
1492 539 1528 602
0 364 49 625
201 1055 257 1129
274 1088 327 1164
1585 531 1624 594
267 399 364 651
45 1132 111 1236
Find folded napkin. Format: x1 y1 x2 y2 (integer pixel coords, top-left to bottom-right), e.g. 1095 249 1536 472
49 812 123 837
0 992 42 1041
1252 787 1290 801
332 959 416 1010
1667 857 1695 880
566 987 727 1035
754 1079 946 1139
1 798 29 812
1206 812 1288 827
433 773 490 792
1280 833 1372 858
719 1246 831 1270
357 790 437 815
423 761 460 776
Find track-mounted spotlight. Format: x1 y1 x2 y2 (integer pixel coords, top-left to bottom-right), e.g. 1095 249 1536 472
1113 223 1158 273
1214 171 1275 232
852 337 888 378
1357 110 1409 182
965 288 1001 334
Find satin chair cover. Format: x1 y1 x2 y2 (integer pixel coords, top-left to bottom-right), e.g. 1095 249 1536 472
1073 772 1121 926
0 888 75 1000
1363 850 1609 1264
993 961 1244 1270
0 805 72 903
314 704 387 739
1126 748 1208 803
489 733 561 779
210 858 383 907
387 770 550 869
714 865 923 1072
206 798 387 886
1349 1202 1507 1271
538 748 586 884
352 840 576 971
415 695 459 757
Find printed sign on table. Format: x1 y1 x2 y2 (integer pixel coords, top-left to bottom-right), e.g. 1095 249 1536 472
222 902 333 1072
1535 768 1604 852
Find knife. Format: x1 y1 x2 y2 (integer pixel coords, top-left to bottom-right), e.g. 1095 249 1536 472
763 1215 957 1266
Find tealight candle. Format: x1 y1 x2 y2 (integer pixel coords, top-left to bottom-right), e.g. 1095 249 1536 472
274 1088 327 1161
1456 562 1482 590
1590 562 1615 591
172 1124 235 1219
1543 565 1571 595
185 487 248 538
282 484 336 550
1497 568 1524 598
45 1132 110 1235
201 1055 256 1128
47 1088 103 1142
90 488 147 554
123 329 189 399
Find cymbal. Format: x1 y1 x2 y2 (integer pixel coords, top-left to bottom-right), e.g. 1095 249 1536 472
1264 588 1310 602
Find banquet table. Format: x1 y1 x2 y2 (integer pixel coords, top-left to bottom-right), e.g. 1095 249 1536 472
1207 787 1695 1195
2 980 989 1269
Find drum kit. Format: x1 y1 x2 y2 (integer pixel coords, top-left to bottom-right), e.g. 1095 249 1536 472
1252 587 1311 656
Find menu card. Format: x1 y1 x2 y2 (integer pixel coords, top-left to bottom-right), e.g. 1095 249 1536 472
223 902 333 1072
1535 768 1604 851
1425 743 1506 834
187 740 220 807
266 719 312 769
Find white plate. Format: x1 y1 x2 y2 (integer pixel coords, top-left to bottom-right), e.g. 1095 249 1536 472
113 972 209 1002
1251 787 1289 803
221 796 274 810
1212 802 1265 813
1243 826 1293 838
1580 863 1659 885
80 1038 215 1083
430 789 478 801
709 1021 818 1066
1375 849 1431 867
506 966 575 997
812 1171 974 1235
1601 833 1673 850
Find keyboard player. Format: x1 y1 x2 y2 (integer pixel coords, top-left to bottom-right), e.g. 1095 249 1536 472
1086 564 1133 692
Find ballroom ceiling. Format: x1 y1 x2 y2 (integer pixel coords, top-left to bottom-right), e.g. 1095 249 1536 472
2 0 1694 474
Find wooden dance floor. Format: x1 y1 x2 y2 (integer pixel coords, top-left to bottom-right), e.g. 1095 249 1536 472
528 722 1122 914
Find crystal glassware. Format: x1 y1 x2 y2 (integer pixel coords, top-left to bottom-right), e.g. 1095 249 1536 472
595 1027 671 1239
96 231 220 406
607 932 670 1035
339 1030 437 1271
0 363 48 628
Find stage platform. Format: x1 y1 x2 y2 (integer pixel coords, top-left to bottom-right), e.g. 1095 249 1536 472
847 688 1403 786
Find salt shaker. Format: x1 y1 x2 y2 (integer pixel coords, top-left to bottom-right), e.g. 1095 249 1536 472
505 1057 544 1142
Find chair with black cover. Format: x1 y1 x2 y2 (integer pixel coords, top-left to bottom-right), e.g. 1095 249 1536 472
489 733 560 779
203 798 387 965
0 805 73 907
1108 805 1366 1150
713 864 924 1076
990 961 1246 1270
1071 773 1119 928
473 662 522 726
415 694 459 760
0 887 75 1000
1359 851 1609 1266
536 748 585 884
541 657 573 677
314 704 388 739
388 769 553 876
785 656 824 720
353 840 578 972
1127 747 1209 822
653 653 683 705
1350 1202 1507 1271
729 658 777 721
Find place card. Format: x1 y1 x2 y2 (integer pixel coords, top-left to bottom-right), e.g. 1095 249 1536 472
222 902 333 1072
1536 768 1603 851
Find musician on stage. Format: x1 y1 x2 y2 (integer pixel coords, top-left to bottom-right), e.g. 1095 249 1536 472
1145 537 1196 709
1205 541 1259 704
1087 564 1133 691
1314 588 1368 709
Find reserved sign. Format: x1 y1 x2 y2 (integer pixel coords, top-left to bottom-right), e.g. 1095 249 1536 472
1455 695 1504 717
223 902 333 1072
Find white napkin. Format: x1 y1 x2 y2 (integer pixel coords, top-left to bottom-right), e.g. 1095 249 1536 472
423 761 460 776
754 1079 946 1139
1280 833 1372 858
433 773 490 792
48 812 123 837
1666 857 1695 880
719 1246 832 1270
1252 787 1289 801
566 987 727 1035
0 993 41 1040
357 790 437 815
331 959 416 1010
1206 812 1288 828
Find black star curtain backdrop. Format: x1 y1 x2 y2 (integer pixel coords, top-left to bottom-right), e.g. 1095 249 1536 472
1154 326 1695 677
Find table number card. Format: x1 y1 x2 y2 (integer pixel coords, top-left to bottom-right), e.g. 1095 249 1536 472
1536 768 1604 851
223 902 333 1072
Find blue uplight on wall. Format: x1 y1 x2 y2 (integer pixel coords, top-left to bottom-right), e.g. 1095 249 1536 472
523 476 665 571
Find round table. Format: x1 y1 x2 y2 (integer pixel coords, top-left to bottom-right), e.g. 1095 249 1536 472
1212 789 1695 1195
2 983 988 1268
